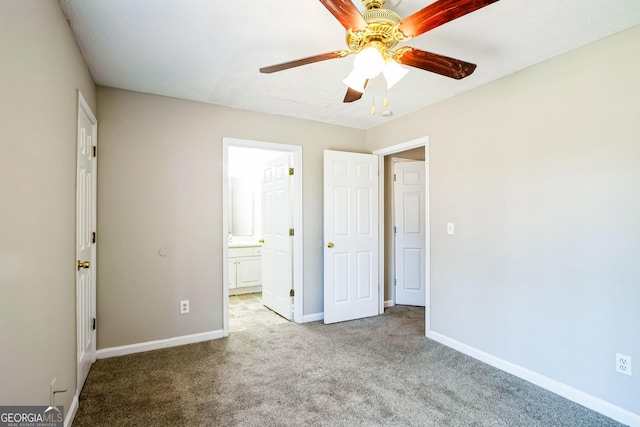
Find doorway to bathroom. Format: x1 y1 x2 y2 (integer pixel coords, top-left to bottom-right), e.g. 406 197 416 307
222 138 303 336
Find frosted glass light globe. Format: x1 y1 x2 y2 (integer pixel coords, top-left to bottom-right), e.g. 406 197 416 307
354 47 384 79
383 59 409 89
342 69 368 93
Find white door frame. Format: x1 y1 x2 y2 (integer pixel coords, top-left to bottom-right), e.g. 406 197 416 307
222 138 303 336
373 137 430 333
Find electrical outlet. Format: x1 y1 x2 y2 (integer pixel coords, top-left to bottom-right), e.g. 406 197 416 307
49 377 67 406
49 377 56 405
616 353 632 376
180 300 190 314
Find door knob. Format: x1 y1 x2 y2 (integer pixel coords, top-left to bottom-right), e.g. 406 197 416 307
258 239 265 244
327 242 334 248
77 260 90 270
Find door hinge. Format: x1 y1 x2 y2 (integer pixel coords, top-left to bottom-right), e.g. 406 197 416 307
393 173 396 181
289 289 294 297
394 226 396 234
92 232 96 244
394 278 396 287
92 146 96 158
289 167 294 176
92 318 96 330
289 228 294 236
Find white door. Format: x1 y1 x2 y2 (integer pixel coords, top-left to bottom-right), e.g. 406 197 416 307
394 162 426 306
76 93 97 393
261 154 293 320
323 150 379 324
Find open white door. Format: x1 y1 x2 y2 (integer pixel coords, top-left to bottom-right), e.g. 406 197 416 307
261 154 293 320
394 161 426 306
323 150 379 324
76 92 97 393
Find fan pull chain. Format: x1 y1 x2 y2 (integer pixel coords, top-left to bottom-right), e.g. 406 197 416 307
371 90 376 115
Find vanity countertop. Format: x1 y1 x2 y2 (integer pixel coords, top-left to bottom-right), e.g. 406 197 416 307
229 241 262 248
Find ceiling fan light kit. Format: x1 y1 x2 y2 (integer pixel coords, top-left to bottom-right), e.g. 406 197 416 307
342 69 368 93
382 58 409 89
260 0 500 106
353 45 386 79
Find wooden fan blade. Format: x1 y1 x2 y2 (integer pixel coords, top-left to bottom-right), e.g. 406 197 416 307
343 79 369 103
394 47 476 80
397 0 499 39
260 51 349 74
319 0 368 32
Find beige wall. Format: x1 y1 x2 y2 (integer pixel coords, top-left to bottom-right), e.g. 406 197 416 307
368 25 640 415
0 0 96 413
96 87 366 348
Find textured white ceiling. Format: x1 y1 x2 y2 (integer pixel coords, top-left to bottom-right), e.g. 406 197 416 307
59 0 640 129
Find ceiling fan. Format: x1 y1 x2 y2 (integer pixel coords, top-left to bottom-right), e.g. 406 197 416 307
260 0 499 103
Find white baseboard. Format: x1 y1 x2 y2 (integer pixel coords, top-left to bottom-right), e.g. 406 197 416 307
96 330 224 359
384 300 394 308
427 330 640 427
302 312 323 323
64 394 78 427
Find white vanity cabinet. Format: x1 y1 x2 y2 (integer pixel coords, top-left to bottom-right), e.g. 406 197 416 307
228 245 262 294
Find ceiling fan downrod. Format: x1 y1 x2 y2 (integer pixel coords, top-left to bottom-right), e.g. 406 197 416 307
363 0 386 9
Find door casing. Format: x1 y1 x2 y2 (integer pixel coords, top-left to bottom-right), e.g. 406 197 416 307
222 138 303 335
373 137 430 333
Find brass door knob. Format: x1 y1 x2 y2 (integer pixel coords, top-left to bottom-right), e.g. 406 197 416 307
327 242 335 248
77 260 90 270
258 239 265 244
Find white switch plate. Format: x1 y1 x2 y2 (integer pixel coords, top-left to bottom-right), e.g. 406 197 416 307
180 300 190 314
447 222 455 235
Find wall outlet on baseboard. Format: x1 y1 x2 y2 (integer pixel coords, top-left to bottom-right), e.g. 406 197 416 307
616 353 632 376
180 300 190 314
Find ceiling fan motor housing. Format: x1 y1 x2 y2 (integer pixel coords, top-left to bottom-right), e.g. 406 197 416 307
347 1 402 55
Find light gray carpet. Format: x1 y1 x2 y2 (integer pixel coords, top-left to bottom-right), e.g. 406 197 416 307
73 306 623 426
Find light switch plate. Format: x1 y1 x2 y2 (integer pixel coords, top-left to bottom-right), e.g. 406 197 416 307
447 222 455 235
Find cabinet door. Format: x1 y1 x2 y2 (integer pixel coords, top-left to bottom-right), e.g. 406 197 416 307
229 259 237 289
237 257 262 287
